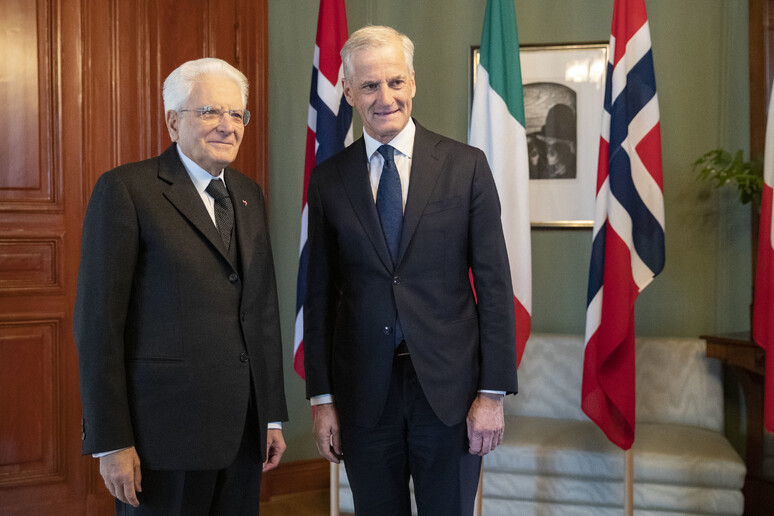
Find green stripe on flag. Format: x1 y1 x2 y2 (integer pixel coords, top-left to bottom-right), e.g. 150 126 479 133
479 0 525 125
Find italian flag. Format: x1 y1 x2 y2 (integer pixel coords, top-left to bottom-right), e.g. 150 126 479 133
469 0 532 366
753 86 774 433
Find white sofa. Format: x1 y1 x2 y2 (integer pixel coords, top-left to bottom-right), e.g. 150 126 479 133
338 333 746 515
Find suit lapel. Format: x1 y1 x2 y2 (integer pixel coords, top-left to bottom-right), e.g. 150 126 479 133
397 123 444 265
338 139 395 271
226 169 260 272
157 145 234 267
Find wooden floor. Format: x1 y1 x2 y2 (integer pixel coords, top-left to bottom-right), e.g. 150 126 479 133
259 489 330 516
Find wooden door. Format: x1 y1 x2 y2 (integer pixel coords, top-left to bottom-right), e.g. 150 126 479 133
0 1 268 514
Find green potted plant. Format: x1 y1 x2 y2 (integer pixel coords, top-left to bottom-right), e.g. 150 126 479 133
693 149 764 327
692 149 763 209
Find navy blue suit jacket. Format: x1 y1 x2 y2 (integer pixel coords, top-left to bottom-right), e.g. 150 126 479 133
304 121 518 428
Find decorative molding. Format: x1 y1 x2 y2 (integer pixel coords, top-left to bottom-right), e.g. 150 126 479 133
0 0 59 211
0 317 63 487
0 235 63 294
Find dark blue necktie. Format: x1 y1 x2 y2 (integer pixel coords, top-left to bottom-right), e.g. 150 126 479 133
205 178 234 249
376 144 405 347
376 145 403 264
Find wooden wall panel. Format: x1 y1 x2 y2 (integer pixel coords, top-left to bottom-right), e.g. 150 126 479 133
0 0 268 514
0 320 60 486
81 0 268 193
234 0 270 192
0 0 56 209
81 0 118 188
0 1 40 190
0 237 62 293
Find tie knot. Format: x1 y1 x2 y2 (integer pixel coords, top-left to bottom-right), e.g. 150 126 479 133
206 179 229 201
377 145 395 163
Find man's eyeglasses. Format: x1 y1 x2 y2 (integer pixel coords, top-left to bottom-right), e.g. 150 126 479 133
179 106 251 126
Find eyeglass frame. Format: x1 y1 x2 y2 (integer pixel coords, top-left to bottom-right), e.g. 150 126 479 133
178 105 251 126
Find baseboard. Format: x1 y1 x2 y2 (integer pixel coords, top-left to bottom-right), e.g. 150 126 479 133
259 457 330 501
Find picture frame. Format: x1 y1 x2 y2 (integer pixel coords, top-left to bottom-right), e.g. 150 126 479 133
471 43 609 228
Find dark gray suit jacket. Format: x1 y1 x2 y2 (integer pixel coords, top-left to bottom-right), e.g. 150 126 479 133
304 121 517 428
74 144 287 470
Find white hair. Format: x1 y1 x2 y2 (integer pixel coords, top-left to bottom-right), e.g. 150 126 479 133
162 58 249 112
341 26 414 80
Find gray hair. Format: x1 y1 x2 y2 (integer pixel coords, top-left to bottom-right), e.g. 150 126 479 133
341 26 414 80
163 58 249 112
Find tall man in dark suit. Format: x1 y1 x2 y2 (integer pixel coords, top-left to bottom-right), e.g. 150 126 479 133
304 26 518 515
74 58 287 515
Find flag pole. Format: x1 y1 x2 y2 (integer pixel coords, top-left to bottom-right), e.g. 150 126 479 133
474 463 483 516
624 449 633 515
330 462 339 516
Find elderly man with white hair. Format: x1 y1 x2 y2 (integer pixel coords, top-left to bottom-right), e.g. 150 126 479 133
74 57 287 515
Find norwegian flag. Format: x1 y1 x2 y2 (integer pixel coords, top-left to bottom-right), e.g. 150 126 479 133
753 86 774 433
294 0 352 378
582 0 665 450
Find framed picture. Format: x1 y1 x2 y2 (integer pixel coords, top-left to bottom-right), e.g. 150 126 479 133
471 43 608 227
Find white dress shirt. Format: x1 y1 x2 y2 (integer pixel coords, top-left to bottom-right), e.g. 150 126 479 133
177 144 226 226
364 118 415 210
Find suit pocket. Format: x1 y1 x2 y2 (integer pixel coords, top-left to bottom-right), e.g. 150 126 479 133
442 314 478 326
128 355 183 363
424 196 461 215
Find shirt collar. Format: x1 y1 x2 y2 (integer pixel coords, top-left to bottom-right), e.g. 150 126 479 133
175 144 226 195
364 118 416 160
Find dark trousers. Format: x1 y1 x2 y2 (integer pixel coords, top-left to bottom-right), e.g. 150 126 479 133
115 400 262 516
340 354 482 516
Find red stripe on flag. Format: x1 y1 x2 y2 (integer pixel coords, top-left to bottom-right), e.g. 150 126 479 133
611 0 648 66
303 127 316 206
315 0 348 85
596 138 610 193
514 297 530 367
582 226 639 450
294 340 306 380
470 270 526 367
753 183 774 432
636 123 663 188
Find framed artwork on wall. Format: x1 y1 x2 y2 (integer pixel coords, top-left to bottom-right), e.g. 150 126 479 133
471 42 608 227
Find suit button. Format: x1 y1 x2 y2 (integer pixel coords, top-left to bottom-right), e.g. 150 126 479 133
229 273 239 282
383 326 393 335
240 313 246 322
393 276 400 285
240 352 250 363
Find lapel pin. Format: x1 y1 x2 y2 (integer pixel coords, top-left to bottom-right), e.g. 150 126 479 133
242 200 247 206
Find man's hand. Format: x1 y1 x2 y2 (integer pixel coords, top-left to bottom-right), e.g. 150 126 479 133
263 429 286 472
466 393 505 456
99 446 142 507
312 403 342 463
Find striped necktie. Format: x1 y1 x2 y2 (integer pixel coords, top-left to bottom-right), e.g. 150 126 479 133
205 178 234 249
